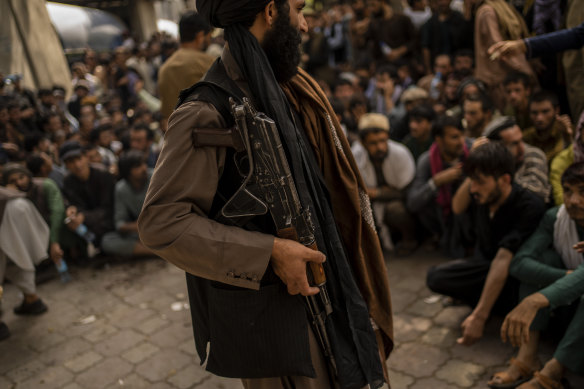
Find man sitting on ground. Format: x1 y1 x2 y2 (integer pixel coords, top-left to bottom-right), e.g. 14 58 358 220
60 141 115 258
407 115 471 257
0 186 49 320
101 151 153 258
523 91 571 163
352 113 417 255
2 164 68 275
503 71 533 131
428 142 545 345
402 104 436 162
488 162 584 388
483 116 550 202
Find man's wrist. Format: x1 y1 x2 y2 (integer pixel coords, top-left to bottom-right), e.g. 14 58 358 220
525 292 549 309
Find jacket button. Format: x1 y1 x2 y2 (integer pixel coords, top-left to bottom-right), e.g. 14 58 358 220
227 271 235 278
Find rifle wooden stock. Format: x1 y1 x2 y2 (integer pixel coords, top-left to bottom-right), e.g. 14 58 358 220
277 226 327 286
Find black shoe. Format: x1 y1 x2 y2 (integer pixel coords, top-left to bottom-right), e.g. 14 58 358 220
13 299 48 315
0 322 10 341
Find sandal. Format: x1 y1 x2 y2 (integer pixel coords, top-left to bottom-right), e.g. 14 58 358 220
488 357 538 388
517 371 565 389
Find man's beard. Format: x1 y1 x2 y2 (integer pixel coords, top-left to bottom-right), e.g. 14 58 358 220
479 184 502 206
262 12 302 83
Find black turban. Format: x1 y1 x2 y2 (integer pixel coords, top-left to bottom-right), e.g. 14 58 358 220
196 0 271 28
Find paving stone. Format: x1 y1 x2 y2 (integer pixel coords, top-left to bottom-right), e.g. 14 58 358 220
451 337 514 367
388 342 449 378
62 383 84 389
39 337 93 365
435 359 485 388
148 321 192 348
196 374 246 388
76 357 133 389
64 351 104 373
390 288 418 314
421 326 458 347
94 328 145 356
123 286 162 306
135 349 193 382
5 359 46 383
136 315 169 335
434 306 472 329
0 376 13 389
0 338 36 374
17 366 74 389
393 313 432 343
392 275 427 293
167 365 210 388
409 377 456 389
121 342 160 364
104 373 150 389
179 340 198 357
387 369 415 388
108 305 156 329
83 323 119 343
25 330 67 352
405 298 444 318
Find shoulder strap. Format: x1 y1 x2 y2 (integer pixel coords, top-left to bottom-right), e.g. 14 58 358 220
176 58 246 125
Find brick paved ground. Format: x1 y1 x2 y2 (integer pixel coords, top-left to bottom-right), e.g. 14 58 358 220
1 248 582 388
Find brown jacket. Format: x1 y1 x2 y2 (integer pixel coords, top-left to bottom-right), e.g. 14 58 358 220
140 51 274 290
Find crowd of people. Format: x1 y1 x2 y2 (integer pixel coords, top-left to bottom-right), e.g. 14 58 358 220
1 0 583 387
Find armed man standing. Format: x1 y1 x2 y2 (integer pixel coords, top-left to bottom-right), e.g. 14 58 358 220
138 1 393 389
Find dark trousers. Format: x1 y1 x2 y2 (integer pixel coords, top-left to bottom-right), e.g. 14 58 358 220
426 258 519 316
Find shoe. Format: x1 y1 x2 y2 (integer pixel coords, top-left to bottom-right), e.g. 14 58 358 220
0 322 10 341
488 357 539 388
13 299 48 315
518 372 566 389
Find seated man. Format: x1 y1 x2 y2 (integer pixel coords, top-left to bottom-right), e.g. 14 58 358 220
60 141 115 258
352 113 416 254
407 115 471 257
483 116 551 202
0 187 49 320
402 104 436 162
2 164 70 280
101 151 153 258
502 71 533 131
428 142 545 345
463 93 495 139
488 162 584 389
523 91 571 162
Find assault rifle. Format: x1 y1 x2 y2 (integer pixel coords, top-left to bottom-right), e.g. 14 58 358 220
209 97 337 376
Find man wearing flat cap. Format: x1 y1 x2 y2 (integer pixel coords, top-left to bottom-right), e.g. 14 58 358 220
139 1 393 388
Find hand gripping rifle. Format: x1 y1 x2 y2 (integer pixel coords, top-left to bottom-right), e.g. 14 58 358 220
216 97 337 376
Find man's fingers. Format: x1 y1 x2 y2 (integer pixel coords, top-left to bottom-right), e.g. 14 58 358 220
501 318 509 343
306 250 326 264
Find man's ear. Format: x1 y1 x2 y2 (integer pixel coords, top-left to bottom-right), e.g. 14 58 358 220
263 1 276 27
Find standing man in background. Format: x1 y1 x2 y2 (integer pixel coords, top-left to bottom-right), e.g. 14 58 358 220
158 11 215 132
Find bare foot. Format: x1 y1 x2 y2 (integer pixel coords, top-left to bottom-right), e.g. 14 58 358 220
488 357 540 387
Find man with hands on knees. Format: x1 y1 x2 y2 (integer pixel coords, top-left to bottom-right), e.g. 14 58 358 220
426 142 545 346
488 162 584 389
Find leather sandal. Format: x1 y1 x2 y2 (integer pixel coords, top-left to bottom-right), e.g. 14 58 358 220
518 371 565 389
488 357 538 388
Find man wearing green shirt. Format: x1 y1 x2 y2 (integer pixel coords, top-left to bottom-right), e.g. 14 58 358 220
489 162 584 389
2 164 66 269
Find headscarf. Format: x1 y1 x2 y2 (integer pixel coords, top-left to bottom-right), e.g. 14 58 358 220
196 0 270 28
